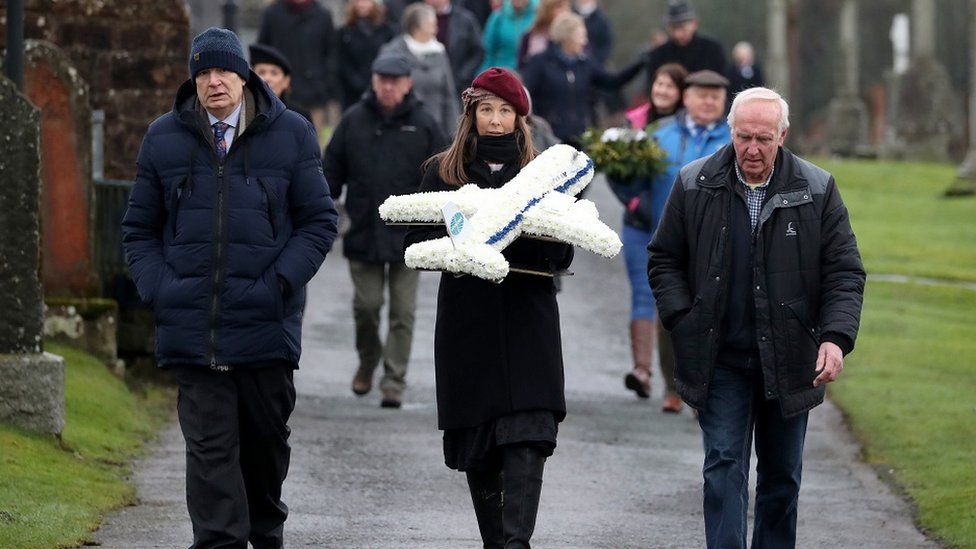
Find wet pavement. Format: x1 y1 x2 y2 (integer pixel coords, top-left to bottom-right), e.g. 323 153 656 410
93 177 935 548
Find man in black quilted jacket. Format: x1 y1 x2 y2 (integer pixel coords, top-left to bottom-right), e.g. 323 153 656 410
648 87 865 549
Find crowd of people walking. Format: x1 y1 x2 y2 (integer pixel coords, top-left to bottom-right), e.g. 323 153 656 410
119 0 870 547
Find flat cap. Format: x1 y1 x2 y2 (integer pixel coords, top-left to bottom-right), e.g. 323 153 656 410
249 43 292 75
664 0 696 25
372 53 413 77
684 70 729 88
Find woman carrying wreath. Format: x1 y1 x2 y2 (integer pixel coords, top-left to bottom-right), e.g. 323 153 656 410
405 67 573 549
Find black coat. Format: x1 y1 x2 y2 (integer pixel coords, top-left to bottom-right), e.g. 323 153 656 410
521 42 643 144
258 0 336 106
727 62 765 95
121 75 338 368
580 7 613 66
643 33 727 86
440 6 485 91
648 146 865 417
405 157 574 430
337 20 397 109
324 91 447 263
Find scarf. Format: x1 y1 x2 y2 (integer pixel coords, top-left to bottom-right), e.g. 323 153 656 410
403 34 446 56
475 133 521 164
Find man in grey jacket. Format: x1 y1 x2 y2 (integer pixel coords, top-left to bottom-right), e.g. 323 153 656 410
648 87 865 548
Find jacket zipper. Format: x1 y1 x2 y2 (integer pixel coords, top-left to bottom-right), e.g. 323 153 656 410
209 161 225 368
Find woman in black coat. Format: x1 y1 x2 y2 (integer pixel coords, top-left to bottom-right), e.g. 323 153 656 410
337 0 397 109
405 67 572 548
521 11 643 148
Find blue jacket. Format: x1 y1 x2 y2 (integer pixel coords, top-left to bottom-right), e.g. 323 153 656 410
122 73 338 368
614 110 730 231
479 0 538 71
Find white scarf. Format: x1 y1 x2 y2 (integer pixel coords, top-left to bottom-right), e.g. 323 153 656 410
403 34 446 56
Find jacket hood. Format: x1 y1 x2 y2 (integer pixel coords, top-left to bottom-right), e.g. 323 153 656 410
172 69 287 129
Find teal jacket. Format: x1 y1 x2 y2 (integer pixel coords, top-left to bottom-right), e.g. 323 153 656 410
480 0 538 72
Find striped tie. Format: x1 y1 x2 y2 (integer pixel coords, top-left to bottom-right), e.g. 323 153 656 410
213 121 229 161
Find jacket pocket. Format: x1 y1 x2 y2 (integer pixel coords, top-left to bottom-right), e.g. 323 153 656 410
169 176 190 240
782 298 820 391
257 177 279 241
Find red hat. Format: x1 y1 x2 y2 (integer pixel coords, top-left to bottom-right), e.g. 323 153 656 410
468 67 530 116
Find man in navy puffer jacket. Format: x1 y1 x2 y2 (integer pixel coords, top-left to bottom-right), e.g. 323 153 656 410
121 27 337 548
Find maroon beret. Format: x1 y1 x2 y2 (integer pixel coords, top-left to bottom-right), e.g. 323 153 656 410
470 67 530 116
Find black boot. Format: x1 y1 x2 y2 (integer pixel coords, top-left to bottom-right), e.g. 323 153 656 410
466 469 505 549
500 445 546 549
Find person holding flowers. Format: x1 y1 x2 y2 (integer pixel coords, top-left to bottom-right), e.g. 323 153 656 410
618 69 731 412
404 67 573 549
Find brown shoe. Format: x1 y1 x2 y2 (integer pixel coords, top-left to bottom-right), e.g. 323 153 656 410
380 388 402 409
351 365 375 396
662 393 683 413
624 369 651 399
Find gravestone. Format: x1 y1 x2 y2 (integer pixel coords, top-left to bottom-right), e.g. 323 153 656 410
0 75 65 435
948 0 976 196
826 0 870 156
22 40 97 297
883 0 964 161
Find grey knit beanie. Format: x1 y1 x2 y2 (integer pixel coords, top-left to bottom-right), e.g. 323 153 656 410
189 27 249 81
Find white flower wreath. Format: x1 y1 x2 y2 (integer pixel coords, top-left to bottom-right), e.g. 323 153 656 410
380 144 622 282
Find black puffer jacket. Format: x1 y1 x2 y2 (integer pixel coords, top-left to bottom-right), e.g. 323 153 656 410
648 145 865 417
122 75 338 368
324 91 447 263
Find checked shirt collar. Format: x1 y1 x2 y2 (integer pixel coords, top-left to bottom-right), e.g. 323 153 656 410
733 160 774 232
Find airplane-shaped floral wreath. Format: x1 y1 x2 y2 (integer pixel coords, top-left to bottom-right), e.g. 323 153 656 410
378 144 623 282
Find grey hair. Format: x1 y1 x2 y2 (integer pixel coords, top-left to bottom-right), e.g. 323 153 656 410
727 87 790 133
402 3 436 34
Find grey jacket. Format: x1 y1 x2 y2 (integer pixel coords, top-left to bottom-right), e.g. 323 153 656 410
380 36 461 138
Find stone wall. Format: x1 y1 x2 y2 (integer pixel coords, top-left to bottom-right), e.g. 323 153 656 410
0 0 190 180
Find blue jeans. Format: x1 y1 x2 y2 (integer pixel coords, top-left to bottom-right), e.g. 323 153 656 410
621 223 656 320
697 365 809 549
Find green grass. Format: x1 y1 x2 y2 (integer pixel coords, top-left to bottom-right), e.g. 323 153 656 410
0 344 172 548
819 158 976 548
817 158 976 281
831 281 976 547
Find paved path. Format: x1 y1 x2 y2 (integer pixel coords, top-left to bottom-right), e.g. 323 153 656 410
93 178 935 548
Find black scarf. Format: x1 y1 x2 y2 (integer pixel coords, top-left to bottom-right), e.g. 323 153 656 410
475 133 521 164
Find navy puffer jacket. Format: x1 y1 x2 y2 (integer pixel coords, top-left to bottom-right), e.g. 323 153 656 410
122 73 338 368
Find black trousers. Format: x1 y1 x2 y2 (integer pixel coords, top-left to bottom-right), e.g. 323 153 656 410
171 364 296 549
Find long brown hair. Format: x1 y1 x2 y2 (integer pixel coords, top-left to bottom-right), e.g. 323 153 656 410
428 106 536 187
344 0 386 26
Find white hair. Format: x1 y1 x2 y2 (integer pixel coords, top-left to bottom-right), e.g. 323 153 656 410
727 87 790 133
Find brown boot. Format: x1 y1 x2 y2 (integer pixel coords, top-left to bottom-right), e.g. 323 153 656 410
351 364 375 396
662 393 683 413
624 319 656 399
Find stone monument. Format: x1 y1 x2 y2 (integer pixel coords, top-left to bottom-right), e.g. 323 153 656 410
0 75 65 435
949 0 976 196
883 0 964 161
22 40 97 298
826 0 871 156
